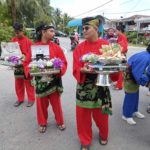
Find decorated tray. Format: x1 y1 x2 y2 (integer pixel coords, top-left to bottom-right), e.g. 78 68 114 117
0 60 16 67
30 69 60 76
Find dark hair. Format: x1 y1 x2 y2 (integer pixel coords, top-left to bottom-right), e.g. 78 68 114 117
116 25 124 33
36 23 54 41
146 43 150 53
13 22 23 31
107 28 115 32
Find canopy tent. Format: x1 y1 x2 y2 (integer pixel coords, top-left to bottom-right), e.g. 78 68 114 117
67 15 105 34
67 19 82 27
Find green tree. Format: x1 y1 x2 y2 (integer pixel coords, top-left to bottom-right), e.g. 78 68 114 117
52 8 62 29
0 0 73 33
0 1 12 25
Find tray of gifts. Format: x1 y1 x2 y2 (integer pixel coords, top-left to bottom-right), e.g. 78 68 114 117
98 57 126 65
30 69 60 76
81 43 128 72
0 55 24 68
99 44 127 65
0 59 16 67
29 57 63 77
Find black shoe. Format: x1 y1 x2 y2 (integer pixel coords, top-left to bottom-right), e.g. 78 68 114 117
80 145 90 150
99 137 108 145
26 102 34 107
146 104 150 113
14 101 24 107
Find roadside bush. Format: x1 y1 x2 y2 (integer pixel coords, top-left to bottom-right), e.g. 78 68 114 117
143 40 149 46
138 35 144 44
131 38 137 44
126 31 137 43
126 31 148 46
0 26 14 42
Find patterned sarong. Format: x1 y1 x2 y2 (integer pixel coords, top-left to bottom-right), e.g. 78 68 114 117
76 74 112 115
14 64 25 78
123 66 139 93
33 75 63 98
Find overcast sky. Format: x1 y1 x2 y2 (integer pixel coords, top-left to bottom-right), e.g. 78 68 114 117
51 0 150 19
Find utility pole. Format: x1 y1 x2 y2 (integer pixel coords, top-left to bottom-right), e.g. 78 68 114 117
102 12 104 37
63 15 65 32
11 0 16 23
136 22 140 45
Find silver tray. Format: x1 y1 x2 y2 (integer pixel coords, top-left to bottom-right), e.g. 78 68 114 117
0 60 15 67
89 64 127 73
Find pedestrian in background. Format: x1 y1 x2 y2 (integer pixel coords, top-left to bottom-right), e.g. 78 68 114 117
103 27 117 43
12 22 35 107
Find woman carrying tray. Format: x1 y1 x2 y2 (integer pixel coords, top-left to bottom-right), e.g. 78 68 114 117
24 24 67 133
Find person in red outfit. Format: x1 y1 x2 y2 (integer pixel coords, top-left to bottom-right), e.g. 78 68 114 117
73 16 118 150
114 26 128 90
12 22 35 107
24 24 67 133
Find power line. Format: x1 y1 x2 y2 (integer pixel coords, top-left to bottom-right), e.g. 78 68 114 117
80 0 138 17
120 0 137 5
104 8 150 14
73 0 113 18
122 0 141 18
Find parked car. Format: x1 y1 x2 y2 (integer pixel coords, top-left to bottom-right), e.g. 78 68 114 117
55 30 67 37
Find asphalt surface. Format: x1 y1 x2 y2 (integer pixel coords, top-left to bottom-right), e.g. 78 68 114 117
0 37 150 150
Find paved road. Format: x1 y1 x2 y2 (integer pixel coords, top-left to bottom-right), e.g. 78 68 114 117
0 38 150 150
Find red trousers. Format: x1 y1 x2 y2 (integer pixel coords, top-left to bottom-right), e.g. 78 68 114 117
36 91 64 126
115 71 123 89
15 78 35 102
76 106 109 145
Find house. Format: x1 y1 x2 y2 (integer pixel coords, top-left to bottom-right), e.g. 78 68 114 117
134 17 150 31
115 15 150 32
103 15 150 32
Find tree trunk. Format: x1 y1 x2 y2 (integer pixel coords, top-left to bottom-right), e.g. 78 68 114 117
11 0 16 23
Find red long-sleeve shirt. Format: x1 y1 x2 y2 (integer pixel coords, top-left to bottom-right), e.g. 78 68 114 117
11 35 32 55
117 33 128 54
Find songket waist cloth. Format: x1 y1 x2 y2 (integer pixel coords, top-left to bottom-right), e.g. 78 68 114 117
76 74 112 114
33 75 63 98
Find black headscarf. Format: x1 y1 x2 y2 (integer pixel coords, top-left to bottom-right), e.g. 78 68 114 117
13 22 23 31
82 17 100 29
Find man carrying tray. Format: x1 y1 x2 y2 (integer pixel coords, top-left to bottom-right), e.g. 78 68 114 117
73 16 120 150
24 23 67 133
12 22 35 107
